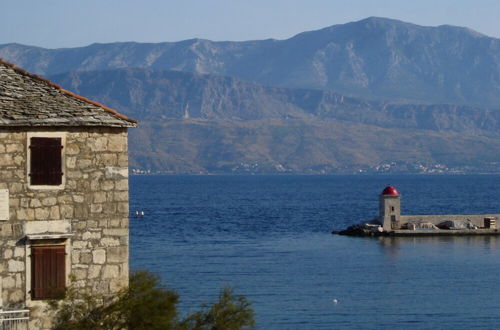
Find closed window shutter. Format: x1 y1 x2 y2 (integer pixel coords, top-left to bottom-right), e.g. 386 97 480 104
31 245 66 300
30 137 63 185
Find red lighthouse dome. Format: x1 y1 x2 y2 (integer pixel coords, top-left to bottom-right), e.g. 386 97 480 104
381 185 399 196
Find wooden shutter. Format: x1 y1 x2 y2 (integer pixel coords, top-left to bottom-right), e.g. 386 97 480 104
31 245 66 300
29 137 63 185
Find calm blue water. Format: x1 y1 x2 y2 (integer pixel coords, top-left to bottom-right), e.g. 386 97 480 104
129 175 500 329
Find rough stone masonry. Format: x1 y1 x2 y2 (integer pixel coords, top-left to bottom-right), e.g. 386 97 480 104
0 58 136 329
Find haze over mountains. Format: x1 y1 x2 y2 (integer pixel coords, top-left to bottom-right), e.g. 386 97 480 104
2 17 500 173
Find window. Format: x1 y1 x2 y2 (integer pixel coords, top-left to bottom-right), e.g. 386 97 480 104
29 137 63 186
31 245 66 300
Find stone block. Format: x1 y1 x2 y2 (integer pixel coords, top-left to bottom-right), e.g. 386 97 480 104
114 191 128 202
60 204 74 218
90 203 103 213
115 179 128 191
82 231 101 240
93 192 107 203
107 136 126 152
34 208 50 220
117 154 128 167
90 179 100 192
117 202 129 215
49 205 60 219
80 252 92 264
72 240 88 249
101 180 114 191
102 203 117 214
77 159 92 169
24 219 71 235
15 273 22 288
57 195 73 204
72 250 80 264
66 170 83 179
9 197 19 208
74 204 88 219
103 228 128 236
30 199 42 208
9 289 23 303
102 265 119 279
13 247 24 257
92 249 106 264
109 219 121 228
8 259 24 272
101 237 120 247
6 143 23 153
8 182 23 194
66 156 77 169
16 208 35 221
65 143 80 155
0 224 13 237
13 155 23 166
2 276 16 289
0 154 13 165
105 166 128 179
89 137 108 152
88 265 102 279
41 197 57 206
107 246 127 263
73 268 88 280
109 277 127 292
73 194 85 203
4 248 12 258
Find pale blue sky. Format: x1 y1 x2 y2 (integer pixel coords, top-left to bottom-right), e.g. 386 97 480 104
2 0 500 48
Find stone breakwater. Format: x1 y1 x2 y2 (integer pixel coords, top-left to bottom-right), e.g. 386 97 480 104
332 224 500 237
333 185 500 237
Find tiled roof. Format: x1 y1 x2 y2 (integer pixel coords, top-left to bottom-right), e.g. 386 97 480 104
0 59 136 127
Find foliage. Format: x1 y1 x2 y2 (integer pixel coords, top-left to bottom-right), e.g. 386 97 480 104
50 271 254 330
179 287 255 330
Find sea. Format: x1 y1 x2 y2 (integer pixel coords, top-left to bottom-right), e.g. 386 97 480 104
129 174 500 329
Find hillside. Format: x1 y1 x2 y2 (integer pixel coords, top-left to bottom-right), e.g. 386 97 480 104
48 68 500 173
2 17 500 108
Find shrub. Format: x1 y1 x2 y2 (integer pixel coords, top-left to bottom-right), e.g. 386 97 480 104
50 271 254 330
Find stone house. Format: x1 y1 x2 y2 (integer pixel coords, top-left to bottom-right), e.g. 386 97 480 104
0 59 136 328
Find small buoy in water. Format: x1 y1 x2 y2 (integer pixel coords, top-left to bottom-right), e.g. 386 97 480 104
332 299 339 304
141 211 145 216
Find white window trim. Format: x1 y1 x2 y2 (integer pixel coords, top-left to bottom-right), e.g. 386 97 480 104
25 237 72 307
26 132 66 190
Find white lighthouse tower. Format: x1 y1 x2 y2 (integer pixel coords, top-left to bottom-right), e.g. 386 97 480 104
379 185 401 231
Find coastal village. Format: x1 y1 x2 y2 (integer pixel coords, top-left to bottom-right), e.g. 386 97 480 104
0 59 136 328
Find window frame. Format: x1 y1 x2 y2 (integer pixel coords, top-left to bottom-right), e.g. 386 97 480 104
31 245 66 300
25 238 71 306
27 132 66 190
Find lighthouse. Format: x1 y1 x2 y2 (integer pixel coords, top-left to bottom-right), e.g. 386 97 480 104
379 185 401 231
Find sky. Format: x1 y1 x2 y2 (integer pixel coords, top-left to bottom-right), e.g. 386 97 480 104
2 0 500 48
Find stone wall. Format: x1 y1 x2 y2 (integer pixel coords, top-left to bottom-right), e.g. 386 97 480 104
401 214 500 227
0 127 129 329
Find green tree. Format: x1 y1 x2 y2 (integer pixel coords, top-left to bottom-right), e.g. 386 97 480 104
50 271 254 330
180 287 255 330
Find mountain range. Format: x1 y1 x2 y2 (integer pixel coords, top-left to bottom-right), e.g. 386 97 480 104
2 17 500 173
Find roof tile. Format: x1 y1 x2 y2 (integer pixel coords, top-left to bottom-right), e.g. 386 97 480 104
0 59 136 128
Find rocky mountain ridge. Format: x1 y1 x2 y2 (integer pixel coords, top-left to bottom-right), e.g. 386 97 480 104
49 68 500 136
2 17 500 108
48 68 500 174
2 17 500 173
